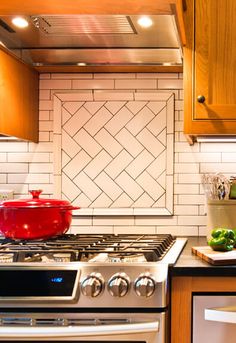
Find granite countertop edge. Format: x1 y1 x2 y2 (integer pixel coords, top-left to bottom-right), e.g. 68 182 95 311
171 236 236 277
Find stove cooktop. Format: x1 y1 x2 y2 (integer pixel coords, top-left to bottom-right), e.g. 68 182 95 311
0 234 179 263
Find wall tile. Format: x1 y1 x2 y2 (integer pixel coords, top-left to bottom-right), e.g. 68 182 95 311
0 153 6 162
158 79 183 89
1 163 28 173
40 79 72 90
1 72 230 236
8 153 50 163
94 73 136 79
72 79 114 89
94 91 134 101
115 79 157 89
52 73 93 79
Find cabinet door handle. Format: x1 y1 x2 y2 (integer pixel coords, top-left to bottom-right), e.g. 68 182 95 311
205 306 236 324
197 95 206 103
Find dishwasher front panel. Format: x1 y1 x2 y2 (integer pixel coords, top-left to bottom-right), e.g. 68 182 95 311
193 295 236 343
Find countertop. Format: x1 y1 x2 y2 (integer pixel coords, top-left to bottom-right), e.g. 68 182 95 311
171 236 236 277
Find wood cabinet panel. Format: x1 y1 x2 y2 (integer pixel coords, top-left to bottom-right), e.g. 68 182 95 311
184 0 236 142
171 276 236 343
0 48 39 142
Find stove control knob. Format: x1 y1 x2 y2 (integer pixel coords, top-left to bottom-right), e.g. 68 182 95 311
81 273 104 297
134 274 155 297
108 273 130 297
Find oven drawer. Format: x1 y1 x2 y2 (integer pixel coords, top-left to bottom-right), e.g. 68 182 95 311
0 312 166 342
193 295 236 343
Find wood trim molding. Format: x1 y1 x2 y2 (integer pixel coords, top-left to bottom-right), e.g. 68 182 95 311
0 0 181 15
35 65 183 73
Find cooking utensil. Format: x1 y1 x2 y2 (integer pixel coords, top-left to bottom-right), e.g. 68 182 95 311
0 190 79 240
201 173 230 200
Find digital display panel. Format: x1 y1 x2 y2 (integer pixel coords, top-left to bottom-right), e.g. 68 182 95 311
0 270 77 297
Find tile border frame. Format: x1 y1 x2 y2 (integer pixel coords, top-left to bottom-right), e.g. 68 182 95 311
53 91 174 216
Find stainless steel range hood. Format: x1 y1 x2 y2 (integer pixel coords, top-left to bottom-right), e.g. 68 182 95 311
0 14 182 67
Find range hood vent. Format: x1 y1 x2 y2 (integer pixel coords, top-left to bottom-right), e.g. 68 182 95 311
31 15 137 35
0 14 183 67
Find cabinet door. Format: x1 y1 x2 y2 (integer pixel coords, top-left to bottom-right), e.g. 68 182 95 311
0 48 39 142
194 0 236 120
183 0 236 140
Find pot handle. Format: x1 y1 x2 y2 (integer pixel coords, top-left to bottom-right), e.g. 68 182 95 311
29 190 43 199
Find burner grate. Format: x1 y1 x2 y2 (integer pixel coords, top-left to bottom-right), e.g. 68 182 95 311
0 234 176 263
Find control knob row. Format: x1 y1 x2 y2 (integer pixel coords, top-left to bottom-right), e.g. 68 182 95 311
81 272 156 298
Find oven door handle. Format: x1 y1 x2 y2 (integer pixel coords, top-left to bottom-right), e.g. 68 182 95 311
205 306 236 324
0 321 159 338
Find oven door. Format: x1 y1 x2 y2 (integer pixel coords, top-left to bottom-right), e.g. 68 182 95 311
0 311 166 343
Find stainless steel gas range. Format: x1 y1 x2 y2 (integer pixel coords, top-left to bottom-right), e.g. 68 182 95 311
0 234 187 342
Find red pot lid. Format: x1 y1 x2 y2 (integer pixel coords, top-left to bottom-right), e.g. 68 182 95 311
0 190 77 209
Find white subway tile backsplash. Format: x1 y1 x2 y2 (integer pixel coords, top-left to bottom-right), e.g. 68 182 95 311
174 205 199 215
0 153 6 162
200 142 236 152
93 216 135 226
39 90 51 100
94 91 134 101
84 150 112 179
70 226 113 234
105 150 133 179
52 73 93 79
114 226 156 234
57 91 93 101
178 215 206 226
178 152 221 163
200 163 236 173
74 172 102 202
222 153 236 162
7 153 50 163
115 128 143 157
94 73 136 79
40 74 51 79
178 194 205 205
74 129 102 158
29 142 53 153
158 79 183 89
39 111 50 120
115 79 157 89
84 107 113 136
178 173 202 184
135 216 177 226
174 184 199 194
1 71 231 236
175 163 200 174
29 163 53 173
0 142 28 152
1 163 28 173
72 79 114 89
115 172 144 201
0 174 7 183
30 184 53 194
39 121 53 132
63 150 91 179
94 172 123 201
40 79 72 90
94 129 123 158
39 100 54 111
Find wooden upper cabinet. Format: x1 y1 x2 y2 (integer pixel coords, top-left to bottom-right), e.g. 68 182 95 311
0 48 39 142
184 0 236 143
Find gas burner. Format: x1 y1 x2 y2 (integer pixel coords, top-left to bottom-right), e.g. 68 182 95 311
0 234 178 263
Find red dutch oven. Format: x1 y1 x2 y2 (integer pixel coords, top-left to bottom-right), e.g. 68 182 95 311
0 190 79 240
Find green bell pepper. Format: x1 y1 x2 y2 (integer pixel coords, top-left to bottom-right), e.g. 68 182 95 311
208 228 235 251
